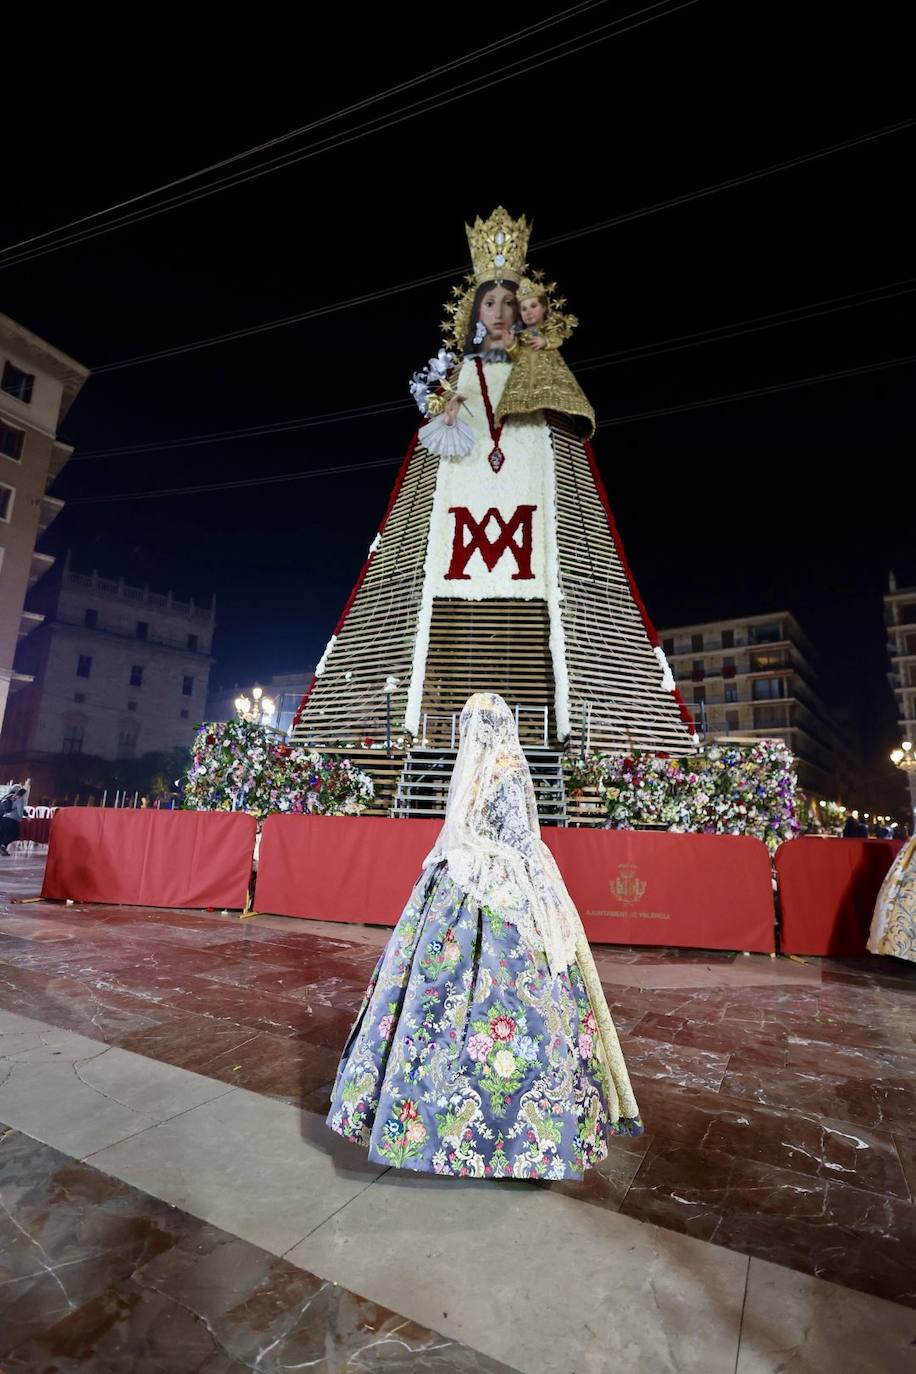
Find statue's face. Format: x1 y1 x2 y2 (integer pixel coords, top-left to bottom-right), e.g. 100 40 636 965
520 296 545 326
479 285 517 342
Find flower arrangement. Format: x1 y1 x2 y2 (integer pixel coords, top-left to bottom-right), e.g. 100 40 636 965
565 740 800 851
182 718 374 818
409 349 456 417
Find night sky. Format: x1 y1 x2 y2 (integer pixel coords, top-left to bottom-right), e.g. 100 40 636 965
2 5 912 805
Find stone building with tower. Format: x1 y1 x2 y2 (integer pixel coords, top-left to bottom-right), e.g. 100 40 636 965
0 554 216 790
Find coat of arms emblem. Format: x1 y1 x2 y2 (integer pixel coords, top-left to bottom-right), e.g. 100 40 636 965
613 864 647 904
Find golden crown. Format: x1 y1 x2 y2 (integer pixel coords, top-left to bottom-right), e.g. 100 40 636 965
517 274 551 302
465 206 531 286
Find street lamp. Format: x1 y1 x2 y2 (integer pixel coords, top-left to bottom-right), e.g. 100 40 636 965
235 687 277 727
382 676 399 758
890 739 916 833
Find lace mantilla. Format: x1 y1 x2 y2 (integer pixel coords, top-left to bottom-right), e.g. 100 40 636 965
422 692 578 975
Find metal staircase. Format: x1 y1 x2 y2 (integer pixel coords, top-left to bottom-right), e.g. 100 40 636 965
392 747 567 826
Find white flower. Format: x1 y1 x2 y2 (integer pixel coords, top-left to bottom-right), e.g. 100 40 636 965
427 349 454 382
409 373 430 412
493 1049 516 1079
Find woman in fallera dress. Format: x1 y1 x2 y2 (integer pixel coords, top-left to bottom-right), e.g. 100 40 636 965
326 692 643 1180
868 834 916 964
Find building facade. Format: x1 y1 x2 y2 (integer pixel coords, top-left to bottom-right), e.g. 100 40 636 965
885 571 916 742
0 555 215 771
0 314 89 738
657 610 851 801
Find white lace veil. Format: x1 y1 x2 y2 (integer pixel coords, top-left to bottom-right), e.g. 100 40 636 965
422 692 580 976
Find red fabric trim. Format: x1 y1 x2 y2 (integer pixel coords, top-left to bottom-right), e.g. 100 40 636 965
583 440 696 737
292 434 421 729
474 358 504 450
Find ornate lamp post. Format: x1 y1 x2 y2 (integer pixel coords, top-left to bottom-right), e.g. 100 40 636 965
890 740 916 833
234 686 277 726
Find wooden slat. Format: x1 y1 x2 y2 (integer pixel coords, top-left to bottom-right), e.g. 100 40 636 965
290 441 437 748
551 421 695 756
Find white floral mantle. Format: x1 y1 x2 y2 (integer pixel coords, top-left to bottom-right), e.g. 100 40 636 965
404 358 571 739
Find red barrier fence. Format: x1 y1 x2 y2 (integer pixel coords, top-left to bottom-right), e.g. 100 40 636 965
775 836 904 955
256 815 776 951
256 815 442 924
42 807 257 911
40 807 907 958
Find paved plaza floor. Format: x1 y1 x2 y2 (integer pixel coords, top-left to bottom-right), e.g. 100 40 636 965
1 849 914 1371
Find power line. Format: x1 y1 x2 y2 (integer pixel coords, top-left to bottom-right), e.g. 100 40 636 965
0 0 698 272
0 1 608 261
595 352 916 428
574 276 916 372
73 275 916 460
540 120 916 252
66 457 404 503
66 353 916 503
91 267 465 373
87 116 916 373
74 399 413 460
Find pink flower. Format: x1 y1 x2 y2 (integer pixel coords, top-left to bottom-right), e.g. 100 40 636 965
468 1033 494 1062
578 1032 593 1060
405 1119 427 1143
583 1011 597 1034
378 1014 395 1040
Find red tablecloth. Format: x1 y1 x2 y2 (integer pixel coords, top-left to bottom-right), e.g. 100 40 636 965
19 816 53 844
256 816 776 951
776 836 905 955
42 808 257 910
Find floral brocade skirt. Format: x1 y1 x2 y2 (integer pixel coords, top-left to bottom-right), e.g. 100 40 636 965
326 862 643 1180
868 836 916 963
